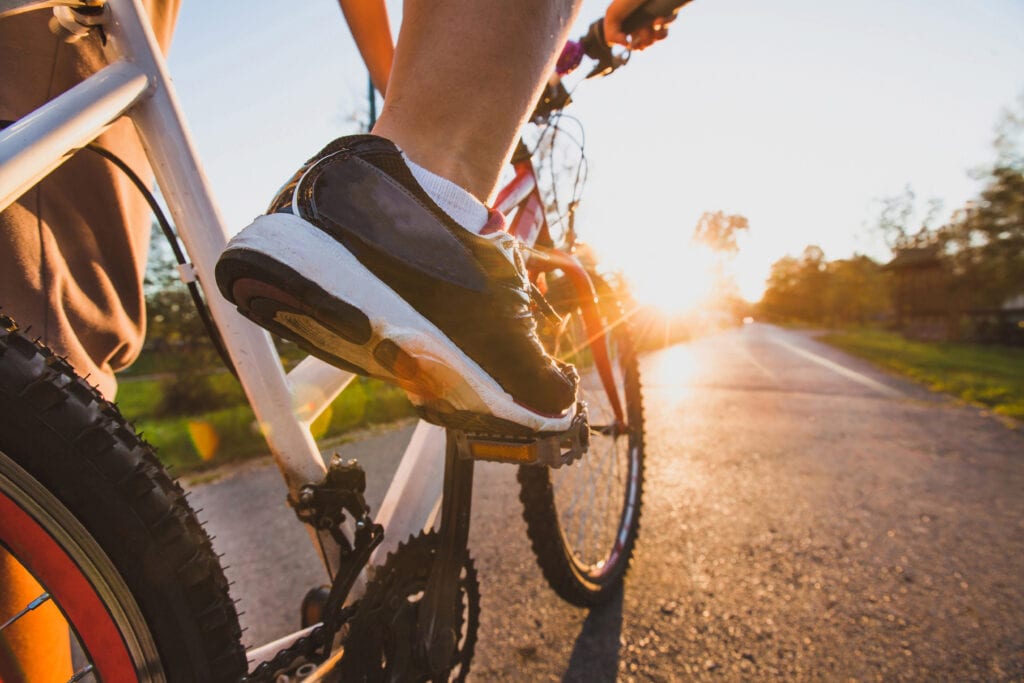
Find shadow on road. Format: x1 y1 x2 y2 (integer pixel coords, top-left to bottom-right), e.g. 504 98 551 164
562 586 623 682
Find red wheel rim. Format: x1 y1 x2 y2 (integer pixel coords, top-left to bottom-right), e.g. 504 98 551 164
0 492 139 681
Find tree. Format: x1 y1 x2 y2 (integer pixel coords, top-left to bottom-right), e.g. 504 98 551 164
994 91 1024 173
866 92 1024 332
940 165 1024 309
825 256 890 324
760 254 803 320
759 246 828 321
759 247 889 324
874 186 943 251
143 223 214 365
692 211 749 254
931 93 1024 311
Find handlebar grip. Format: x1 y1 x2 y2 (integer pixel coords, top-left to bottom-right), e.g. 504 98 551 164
621 0 692 35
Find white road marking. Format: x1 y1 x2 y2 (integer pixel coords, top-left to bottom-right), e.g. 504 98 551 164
772 336 903 398
726 337 781 384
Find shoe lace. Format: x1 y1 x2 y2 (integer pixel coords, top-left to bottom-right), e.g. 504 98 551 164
529 282 564 329
501 237 564 329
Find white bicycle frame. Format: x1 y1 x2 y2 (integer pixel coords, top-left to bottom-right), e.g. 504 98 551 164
0 0 452 666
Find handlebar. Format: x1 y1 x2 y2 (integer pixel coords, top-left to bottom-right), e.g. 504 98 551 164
530 0 692 123
621 0 692 35
580 0 692 78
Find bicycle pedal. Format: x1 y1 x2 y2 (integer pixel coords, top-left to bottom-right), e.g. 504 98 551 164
451 402 589 467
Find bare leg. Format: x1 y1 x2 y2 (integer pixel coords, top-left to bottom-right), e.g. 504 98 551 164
218 0 585 433
372 0 583 202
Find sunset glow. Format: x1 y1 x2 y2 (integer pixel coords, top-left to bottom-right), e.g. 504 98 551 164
622 242 720 315
168 1 1023 314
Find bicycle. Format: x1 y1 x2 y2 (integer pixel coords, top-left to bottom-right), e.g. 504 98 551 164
0 0 685 679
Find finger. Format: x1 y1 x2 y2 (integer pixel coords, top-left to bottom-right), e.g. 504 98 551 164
630 22 670 50
603 17 630 46
629 25 656 51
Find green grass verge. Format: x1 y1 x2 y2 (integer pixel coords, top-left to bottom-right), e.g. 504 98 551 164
819 328 1024 420
118 374 414 473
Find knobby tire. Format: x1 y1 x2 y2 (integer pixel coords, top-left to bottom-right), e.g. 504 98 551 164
0 313 247 681
518 275 645 606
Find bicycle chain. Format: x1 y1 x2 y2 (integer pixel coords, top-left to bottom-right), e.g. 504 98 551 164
242 607 352 683
242 532 480 682
335 531 480 682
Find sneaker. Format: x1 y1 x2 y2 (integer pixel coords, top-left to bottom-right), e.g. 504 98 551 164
215 135 578 435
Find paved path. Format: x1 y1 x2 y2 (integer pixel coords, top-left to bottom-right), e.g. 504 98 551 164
189 323 1024 681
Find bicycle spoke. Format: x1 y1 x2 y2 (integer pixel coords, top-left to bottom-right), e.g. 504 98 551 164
581 368 610 565
587 439 607 561
574 484 589 562
559 458 586 527
598 438 614 557
601 438 619 559
0 592 52 632
565 454 589 561
577 437 602 562
561 372 622 567
546 306 639 574
523 279 643 604
68 664 95 683
587 448 605 565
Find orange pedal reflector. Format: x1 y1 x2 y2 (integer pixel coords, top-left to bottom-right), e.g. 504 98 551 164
452 402 590 468
468 441 537 464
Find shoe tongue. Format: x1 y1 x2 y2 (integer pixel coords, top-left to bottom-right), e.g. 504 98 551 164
337 136 410 177
479 209 507 235
360 148 417 184
335 136 469 233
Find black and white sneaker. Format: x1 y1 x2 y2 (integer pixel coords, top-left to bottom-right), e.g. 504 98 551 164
215 135 578 435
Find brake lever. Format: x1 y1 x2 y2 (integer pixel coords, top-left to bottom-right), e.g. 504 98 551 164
580 19 630 79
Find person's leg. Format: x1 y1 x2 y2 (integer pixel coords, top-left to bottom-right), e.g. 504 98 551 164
218 0 587 435
0 2 179 399
0 2 179 400
373 0 581 202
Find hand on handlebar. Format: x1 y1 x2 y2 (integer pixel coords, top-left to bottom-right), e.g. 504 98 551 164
604 0 672 51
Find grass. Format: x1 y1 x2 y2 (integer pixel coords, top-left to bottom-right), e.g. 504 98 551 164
116 370 415 473
819 328 1024 421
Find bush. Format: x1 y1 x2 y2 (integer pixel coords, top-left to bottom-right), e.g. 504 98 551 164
137 405 264 471
137 377 415 473
157 371 245 416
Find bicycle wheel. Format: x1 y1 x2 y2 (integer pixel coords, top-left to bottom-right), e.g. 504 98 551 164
0 314 246 682
518 274 644 606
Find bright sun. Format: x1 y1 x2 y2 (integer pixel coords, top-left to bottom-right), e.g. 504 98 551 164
618 243 721 316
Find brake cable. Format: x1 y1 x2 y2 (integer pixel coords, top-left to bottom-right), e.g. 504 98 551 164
0 120 238 378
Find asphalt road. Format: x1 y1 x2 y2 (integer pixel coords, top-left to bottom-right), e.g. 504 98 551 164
188 323 1024 681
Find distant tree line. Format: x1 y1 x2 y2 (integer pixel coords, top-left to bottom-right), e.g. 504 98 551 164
758 247 890 326
759 94 1024 340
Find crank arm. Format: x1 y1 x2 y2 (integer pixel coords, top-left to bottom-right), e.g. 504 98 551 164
415 432 475 677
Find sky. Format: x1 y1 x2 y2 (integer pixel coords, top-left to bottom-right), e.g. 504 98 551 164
167 0 1024 306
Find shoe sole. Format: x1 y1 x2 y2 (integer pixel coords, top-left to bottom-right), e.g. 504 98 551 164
216 213 575 436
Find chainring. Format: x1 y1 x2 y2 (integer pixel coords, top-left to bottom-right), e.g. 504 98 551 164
335 531 480 682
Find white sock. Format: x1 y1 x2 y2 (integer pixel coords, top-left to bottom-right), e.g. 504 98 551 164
402 152 489 234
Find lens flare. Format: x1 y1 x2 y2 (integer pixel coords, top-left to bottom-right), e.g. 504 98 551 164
187 420 220 461
625 244 720 316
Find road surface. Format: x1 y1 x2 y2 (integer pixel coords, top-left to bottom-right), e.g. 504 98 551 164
189 323 1024 681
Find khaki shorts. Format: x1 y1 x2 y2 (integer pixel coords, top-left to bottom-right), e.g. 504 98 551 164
0 1 179 399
